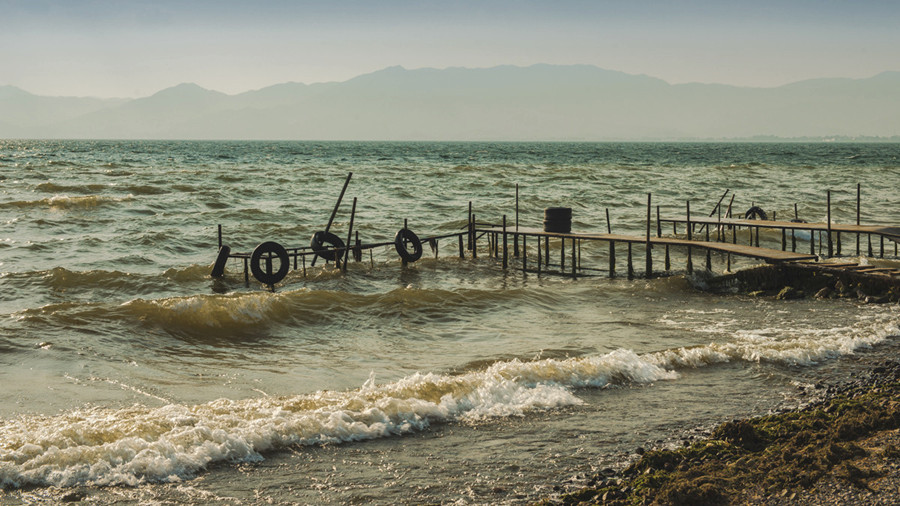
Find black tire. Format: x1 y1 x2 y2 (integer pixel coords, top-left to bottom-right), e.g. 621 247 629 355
394 228 423 263
211 245 230 278
744 206 768 220
250 241 289 285
310 231 346 262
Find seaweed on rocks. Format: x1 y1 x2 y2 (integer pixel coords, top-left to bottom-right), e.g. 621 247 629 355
539 361 900 505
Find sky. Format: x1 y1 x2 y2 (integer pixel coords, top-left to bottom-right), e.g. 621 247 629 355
2 0 899 98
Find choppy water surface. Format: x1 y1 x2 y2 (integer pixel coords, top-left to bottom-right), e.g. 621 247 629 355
1 141 899 504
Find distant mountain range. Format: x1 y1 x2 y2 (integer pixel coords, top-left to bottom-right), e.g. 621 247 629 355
2 64 899 141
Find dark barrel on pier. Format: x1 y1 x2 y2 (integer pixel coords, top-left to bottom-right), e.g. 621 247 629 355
543 207 572 233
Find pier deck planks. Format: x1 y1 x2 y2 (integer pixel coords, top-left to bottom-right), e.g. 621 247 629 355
481 226 818 263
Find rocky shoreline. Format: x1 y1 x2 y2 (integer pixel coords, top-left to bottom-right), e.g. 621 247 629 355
538 353 900 506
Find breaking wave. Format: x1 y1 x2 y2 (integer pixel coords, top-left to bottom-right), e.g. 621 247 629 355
0 350 675 489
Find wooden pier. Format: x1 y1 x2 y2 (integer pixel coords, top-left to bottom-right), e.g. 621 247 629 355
474 224 818 279
211 176 898 290
659 216 900 259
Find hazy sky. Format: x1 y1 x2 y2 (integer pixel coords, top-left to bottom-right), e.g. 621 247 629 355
3 0 898 98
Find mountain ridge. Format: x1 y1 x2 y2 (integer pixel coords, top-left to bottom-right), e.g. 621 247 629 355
2 64 898 141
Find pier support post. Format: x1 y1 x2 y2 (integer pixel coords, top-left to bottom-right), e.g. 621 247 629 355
781 229 786 251
468 202 473 251
522 235 527 273
646 193 653 277
856 183 861 256
609 242 616 278
571 239 577 277
810 228 815 256
686 201 693 274
627 242 634 280
217 224 222 249
472 214 477 258
705 226 712 271
827 190 833 258
656 205 662 238
502 215 508 270
545 233 550 267
665 244 670 272
561 236 565 272
342 197 357 272
537 236 542 274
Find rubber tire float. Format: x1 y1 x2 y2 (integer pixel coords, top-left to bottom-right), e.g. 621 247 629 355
744 206 768 220
250 241 290 285
394 228 423 263
310 231 346 262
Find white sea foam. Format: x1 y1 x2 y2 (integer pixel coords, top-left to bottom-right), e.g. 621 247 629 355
0 351 677 489
3 307 898 490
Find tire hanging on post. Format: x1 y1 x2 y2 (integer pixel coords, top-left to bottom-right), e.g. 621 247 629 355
744 206 768 220
310 231 346 262
250 241 290 286
395 228 423 263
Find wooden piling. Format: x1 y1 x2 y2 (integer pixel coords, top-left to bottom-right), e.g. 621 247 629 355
686 200 693 274
646 193 653 277
810 227 815 256
472 214 477 258
627 242 634 279
458 234 464 258
342 197 357 272
656 205 662 238
856 183 861 256
502 215 508 269
827 190 833 257
545 233 550 266
608 242 615 278
572 238 577 277
537 236 542 274
561 235 566 272
217 224 222 249
522 235 527 273
468 201 473 251
705 225 712 271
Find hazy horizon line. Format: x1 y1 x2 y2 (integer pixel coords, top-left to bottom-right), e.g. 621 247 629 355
4 63 898 100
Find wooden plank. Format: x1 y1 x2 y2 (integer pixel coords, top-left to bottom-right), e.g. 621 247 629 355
479 226 818 263
660 217 900 237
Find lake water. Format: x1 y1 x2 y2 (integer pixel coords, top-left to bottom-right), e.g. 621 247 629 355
1 141 898 504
